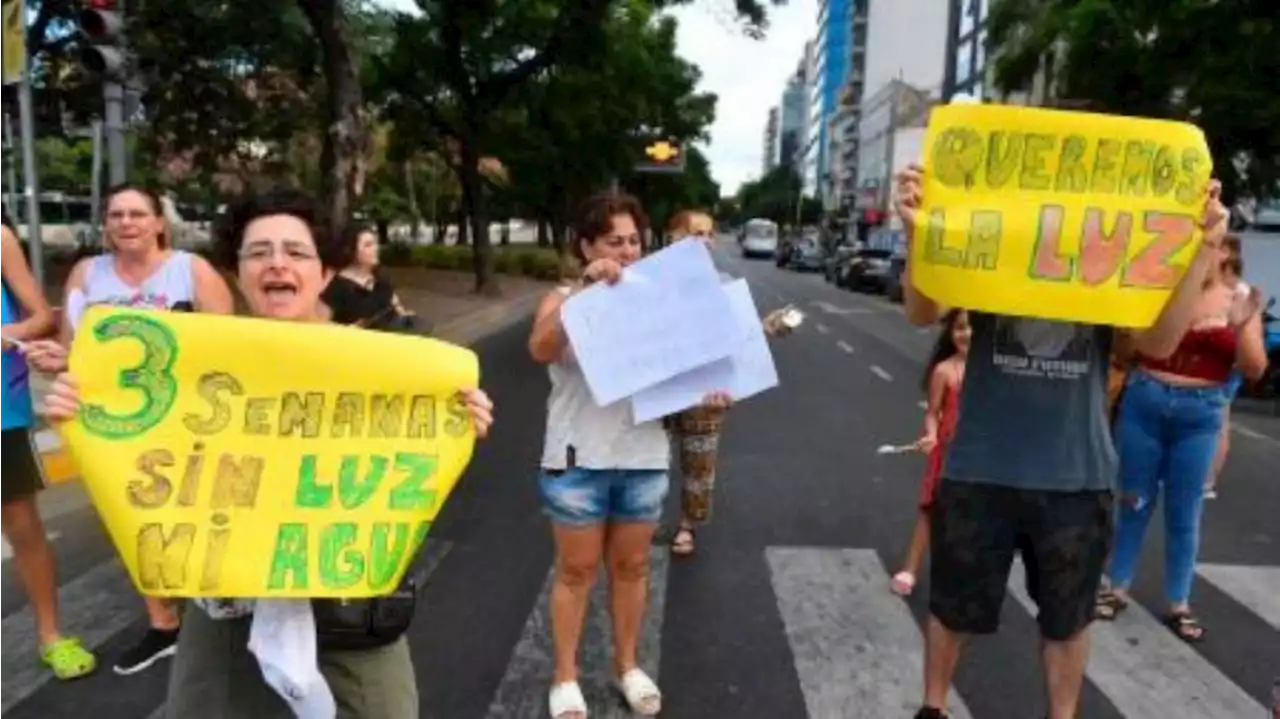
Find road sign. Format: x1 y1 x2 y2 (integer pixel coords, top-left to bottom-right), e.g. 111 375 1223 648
634 138 686 174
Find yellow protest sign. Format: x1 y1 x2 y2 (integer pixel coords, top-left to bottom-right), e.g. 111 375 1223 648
61 307 480 599
913 104 1213 327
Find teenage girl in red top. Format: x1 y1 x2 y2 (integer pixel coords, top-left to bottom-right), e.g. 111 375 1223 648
892 309 970 596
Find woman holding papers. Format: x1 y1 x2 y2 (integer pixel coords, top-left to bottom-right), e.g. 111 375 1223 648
663 209 797 558
529 194 730 719
41 189 496 718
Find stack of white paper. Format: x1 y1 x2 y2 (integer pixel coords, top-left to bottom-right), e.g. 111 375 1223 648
560 239 781 424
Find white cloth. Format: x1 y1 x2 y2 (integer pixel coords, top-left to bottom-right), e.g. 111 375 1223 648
247 599 336 719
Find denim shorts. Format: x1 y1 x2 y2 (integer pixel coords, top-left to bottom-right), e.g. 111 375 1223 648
538 467 669 526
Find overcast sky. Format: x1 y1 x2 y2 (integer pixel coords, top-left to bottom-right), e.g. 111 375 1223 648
376 0 817 196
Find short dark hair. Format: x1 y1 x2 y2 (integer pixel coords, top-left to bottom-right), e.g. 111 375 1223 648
213 188 341 269
571 191 649 263
336 221 376 268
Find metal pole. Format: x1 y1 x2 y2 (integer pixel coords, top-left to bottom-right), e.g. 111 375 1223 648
90 119 104 238
18 73 44 286
3 110 17 219
104 82 127 185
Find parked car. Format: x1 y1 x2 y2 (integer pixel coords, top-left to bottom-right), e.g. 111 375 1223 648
787 238 825 272
838 247 895 292
823 244 859 283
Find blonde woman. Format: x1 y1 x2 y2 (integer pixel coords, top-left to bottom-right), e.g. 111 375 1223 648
664 210 796 557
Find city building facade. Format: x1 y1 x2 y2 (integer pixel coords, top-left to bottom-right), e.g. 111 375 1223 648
803 0 854 201
778 71 808 172
762 106 779 174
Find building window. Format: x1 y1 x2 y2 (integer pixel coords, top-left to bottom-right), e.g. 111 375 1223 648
958 0 979 37
955 39 974 85
976 30 987 74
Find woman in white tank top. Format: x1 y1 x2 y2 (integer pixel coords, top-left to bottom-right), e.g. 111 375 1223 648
25 184 234 676
528 193 731 719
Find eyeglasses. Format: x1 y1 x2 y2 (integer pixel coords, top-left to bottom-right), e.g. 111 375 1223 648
238 241 319 263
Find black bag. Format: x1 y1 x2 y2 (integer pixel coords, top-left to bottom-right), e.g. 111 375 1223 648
311 575 418 652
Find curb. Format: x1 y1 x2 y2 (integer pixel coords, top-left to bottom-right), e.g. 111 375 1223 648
32 289 546 487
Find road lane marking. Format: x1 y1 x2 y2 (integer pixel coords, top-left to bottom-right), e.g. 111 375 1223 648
816 323 830 334
1196 563 1280 630
1 530 61 561
1229 421 1280 447
1007 560 1264 719
870 365 894 382
837 340 855 354
486 548 669 718
767 547 973 719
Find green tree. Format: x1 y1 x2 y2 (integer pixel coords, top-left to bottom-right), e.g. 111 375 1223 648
732 164 814 227
488 1 717 250
989 0 1280 202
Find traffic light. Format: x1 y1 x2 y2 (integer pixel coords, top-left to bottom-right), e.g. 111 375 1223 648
634 137 686 174
78 0 128 78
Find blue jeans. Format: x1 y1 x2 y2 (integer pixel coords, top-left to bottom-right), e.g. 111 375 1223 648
538 467 669 526
1108 371 1227 605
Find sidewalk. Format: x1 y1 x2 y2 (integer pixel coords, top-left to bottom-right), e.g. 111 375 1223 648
27 269 552 496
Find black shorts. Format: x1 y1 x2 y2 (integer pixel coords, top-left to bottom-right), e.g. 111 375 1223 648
2 428 45 504
929 480 1113 641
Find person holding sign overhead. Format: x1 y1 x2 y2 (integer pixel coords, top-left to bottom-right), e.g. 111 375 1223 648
23 184 235 677
893 127 1231 718
41 188 496 718
1 214 98 681
528 193 730 719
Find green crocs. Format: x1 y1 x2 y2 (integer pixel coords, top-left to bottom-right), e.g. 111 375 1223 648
41 637 97 680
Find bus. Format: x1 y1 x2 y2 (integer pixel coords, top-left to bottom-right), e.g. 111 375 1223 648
739 218 779 259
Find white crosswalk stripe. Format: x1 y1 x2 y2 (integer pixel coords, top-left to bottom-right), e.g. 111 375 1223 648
485 547 670 718
4 542 1276 717
766 547 972 718
1006 559 1266 719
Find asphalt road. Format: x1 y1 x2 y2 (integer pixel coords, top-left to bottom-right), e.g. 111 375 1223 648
3 240 1278 718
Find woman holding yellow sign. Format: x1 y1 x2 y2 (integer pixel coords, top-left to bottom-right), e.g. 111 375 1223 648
42 188 496 718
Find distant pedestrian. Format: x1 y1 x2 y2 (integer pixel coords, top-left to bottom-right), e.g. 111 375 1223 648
321 222 419 333
662 209 797 559
891 309 969 597
1204 234 1251 499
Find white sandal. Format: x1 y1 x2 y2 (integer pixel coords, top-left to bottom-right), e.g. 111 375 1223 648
549 681 588 719
615 668 662 716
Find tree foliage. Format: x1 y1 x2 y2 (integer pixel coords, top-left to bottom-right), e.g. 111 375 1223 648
989 0 1280 201
725 165 819 227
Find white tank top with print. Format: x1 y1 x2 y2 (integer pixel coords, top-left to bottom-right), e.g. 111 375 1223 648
68 251 197 332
